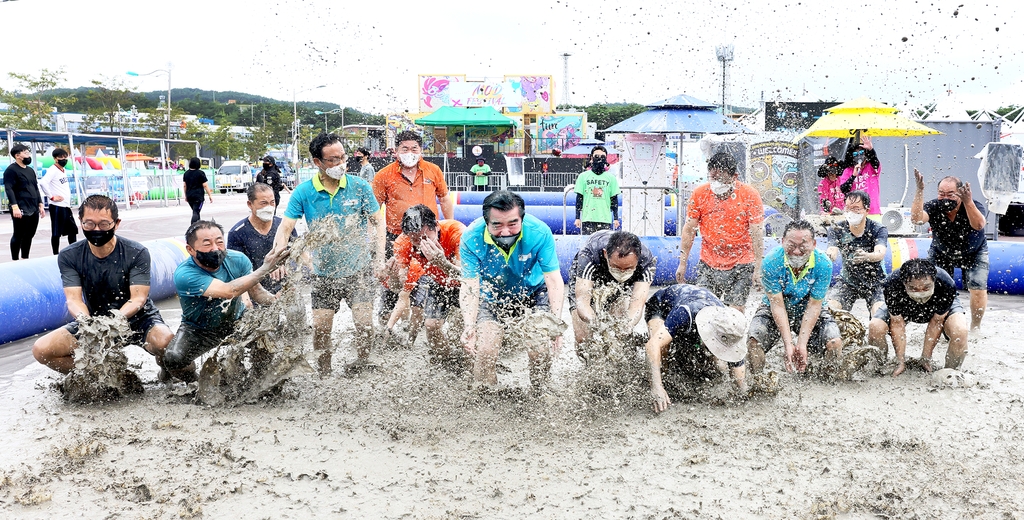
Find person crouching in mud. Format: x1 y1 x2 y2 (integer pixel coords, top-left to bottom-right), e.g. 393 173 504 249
32 195 174 378
459 191 564 390
568 230 655 362
644 284 748 413
392 204 466 368
747 220 843 373
162 221 289 382
867 258 969 376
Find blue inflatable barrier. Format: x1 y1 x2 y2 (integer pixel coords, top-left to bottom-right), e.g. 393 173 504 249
454 191 675 207
551 236 1024 296
453 204 678 236
0 238 188 345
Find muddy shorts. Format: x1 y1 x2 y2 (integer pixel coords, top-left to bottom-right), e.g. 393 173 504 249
478 287 550 325
163 321 237 371
312 273 374 311
871 298 965 326
747 303 841 355
64 306 166 348
695 261 754 307
421 277 460 320
932 248 989 291
826 278 884 311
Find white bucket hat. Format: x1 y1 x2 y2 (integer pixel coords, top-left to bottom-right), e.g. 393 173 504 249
695 306 747 363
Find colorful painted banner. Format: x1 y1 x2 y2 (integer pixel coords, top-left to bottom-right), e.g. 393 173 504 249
417 74 554 114
749 141 800 215
535 114 585 154
418 75 466 113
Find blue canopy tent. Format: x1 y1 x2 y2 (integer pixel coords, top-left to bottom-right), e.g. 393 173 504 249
605 94 752 134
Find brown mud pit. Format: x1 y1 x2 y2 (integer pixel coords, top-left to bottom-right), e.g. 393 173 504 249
4 307 1024 518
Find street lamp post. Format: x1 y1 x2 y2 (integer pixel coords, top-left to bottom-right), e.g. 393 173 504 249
127 68 172 139
293 85 327 166
314 108 343 133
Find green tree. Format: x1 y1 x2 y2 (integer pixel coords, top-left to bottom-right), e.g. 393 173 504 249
0 68 76 130
242 126 272 162
80 76 138 133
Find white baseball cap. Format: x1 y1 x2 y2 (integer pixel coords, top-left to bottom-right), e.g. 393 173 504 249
695 306 747 363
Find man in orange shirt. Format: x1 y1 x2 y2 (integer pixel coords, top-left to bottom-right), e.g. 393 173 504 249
373 131 454 316
675 152 765 311
392 204 465 369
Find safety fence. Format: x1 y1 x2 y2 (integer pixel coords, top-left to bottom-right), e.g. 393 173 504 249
0 169 222 212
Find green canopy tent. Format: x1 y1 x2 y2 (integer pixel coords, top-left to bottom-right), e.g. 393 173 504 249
415 107 518 168
414 105 518 127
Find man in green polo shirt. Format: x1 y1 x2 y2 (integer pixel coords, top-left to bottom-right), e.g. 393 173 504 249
470 157 491 192
274 133 386 377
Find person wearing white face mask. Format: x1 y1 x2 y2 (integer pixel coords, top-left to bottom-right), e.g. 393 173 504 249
676 152 765 312
824 191 889 315
747 220 842 374
567 230 656 360
274 133 386 377
228 183 298 296
372 130 454 321
868 258 968 377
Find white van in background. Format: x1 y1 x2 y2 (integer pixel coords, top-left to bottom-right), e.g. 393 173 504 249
215 161 253 193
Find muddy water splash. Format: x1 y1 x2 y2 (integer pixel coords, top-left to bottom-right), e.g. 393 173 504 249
61 313 143 403
194 218 357 405
571 285 648 407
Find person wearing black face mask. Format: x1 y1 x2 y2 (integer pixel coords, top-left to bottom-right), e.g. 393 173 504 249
573 146 620 234
39 148 79 254
911 169 989 330
255 155 288 213
162 220 289 382
32 195 175 380
3 143 46 260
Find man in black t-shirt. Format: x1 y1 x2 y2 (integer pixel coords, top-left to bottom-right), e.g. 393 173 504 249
911 169 988 330
227 183 296 295
3 143 47 260
255 155 288 212
567 230 655 360
867 258 968 377
32 195 174 376
825 191 888 314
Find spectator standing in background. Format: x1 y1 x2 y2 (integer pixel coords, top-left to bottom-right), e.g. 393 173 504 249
183 158 213 225
3 144 46 260
39 148 79 254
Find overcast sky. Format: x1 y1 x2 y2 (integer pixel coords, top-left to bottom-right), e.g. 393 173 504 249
1 0 1020 116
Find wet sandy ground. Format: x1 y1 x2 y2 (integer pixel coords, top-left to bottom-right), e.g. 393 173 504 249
3 294 1024 519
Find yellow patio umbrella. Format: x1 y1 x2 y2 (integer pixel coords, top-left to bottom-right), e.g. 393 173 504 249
794 96 943 142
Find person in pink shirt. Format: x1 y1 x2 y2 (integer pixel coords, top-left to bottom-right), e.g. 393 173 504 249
817 156 844 214
838 137 882 214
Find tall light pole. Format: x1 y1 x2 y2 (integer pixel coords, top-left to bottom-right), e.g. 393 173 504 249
127 67 172 139
314 108 343 133
714 45 734 116
293 84 327 165
560 53 572 108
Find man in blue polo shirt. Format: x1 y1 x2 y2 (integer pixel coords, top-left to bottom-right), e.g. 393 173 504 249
163 220 289 382
747 220 841 374
273 132 385 377
459 190 565 389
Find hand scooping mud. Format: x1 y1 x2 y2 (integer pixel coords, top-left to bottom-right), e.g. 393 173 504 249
262 244 290 270
785 340 808 373
652 385 671 413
